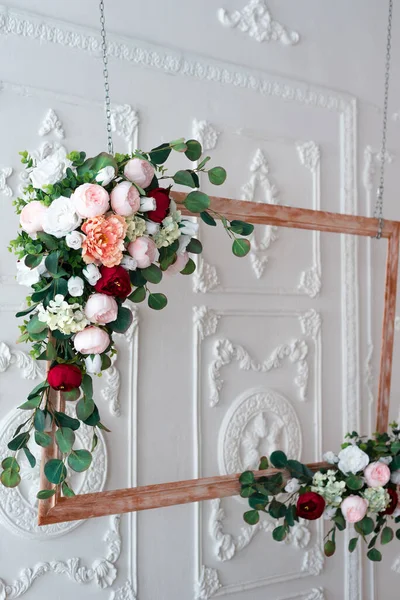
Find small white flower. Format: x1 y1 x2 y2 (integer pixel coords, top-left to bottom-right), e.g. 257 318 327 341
66 230 86 250
145 221 160 235
82 264 101 286
37 295 89 334
30 145 72 190
180 219 199 237
337 445 370 475
16 258 47 287
140 197 156 212
391 469 400 484
67 276 84 297
120 255 137 271
43 196 82 238
284 477 300 493
379 456 392 465
177 234 191 255
85 354 102 374
323 506 337 520
95 166 115 186
323 451 338 464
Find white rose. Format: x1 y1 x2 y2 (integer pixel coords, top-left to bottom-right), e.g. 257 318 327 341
323 506 337 520
284 478 300 493
30 145 72 190
67 276 85 297
82 263 101 286
120 255 137 271
379 456 393 465
337 445 370 475
84 354 102 375
177 234 191 254
66 231 86 250
96 166 116 186
43 196 82 238
145 221 160 236
180 219 199 237
16 258 47 287
390 469 400 484
323 451 338 464
140 197 156 212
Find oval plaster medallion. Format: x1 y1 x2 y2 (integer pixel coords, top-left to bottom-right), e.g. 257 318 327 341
218 387 302 475
0 405 107 539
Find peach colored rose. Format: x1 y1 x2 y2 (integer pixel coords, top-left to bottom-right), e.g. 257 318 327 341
124 158 154 188
340 495 368 523
82 214 127 268
127 237 159 269
84 293 118 324
72 183 110 218
73 326 110 354
364 462 391 488
166 252 189 275
111 181 140 217
20 201 47 235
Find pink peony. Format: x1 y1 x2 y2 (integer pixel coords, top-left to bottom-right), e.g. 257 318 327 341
340 495 369 523
73 326 110 355
364 461 391 488
124 158 154 188
84 293 118 324
72 183 110 218
166 252 189 275
82 214 127 268
111 181 140 216
20 201 47 235
127 237 159 269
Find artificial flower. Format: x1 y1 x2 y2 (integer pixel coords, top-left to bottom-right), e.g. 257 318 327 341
84 293 118 324
82 263 101 286
124 158 154 188
322 451 338 464
391 470 400 484
340 495 369 523
128 237 159 269
166 252 189 275
284 478 301 493
364 461 391 488
147 187 171 223
73 183 110 218
337 445 370 475
111 181 140 217
67 276 85 297
42 196 82 238
120 255 138 271
37 295 89 334
16 258 47 287
30 145 72 190
180 219 199 237
311 470 346 507
47 364 82 391
66 230 86 250
84 354 103 375
73 326 110 355
362 487 390 513
383 488 398 515
96 166 116 186
125 215 146 241
94 266 132 299
82 214 127 268
139 197 156 212
145 221 160 236
19 201 47 236
296 492 325 520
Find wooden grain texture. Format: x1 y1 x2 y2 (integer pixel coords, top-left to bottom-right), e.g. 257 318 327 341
172 192 397 238
376 223 400 433
38 462 330 525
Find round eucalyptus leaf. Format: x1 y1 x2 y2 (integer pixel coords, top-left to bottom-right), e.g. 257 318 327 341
44 458 67 484
68 449 93 473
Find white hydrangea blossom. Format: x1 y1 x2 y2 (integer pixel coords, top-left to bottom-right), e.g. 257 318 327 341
37 294 89 334
154 202 182 249
126 215 147 242
311 469 346 507
362 487 390 513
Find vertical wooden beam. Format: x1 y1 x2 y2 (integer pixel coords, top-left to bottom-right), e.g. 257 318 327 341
376 225 400 433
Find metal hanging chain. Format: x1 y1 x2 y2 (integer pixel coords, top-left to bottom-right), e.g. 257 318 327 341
99 0 114 155
374 0 393 239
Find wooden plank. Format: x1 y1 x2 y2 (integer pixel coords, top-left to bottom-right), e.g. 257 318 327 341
38 462 330 525
376 223 400 432
172 192 396 238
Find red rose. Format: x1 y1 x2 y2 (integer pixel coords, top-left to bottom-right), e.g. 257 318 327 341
383 488 398 515
48 364 82 391
147 187 171 223
296 492 325 520
95 266 131 299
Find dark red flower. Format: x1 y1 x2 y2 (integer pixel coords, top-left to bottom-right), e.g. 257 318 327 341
383 488 398 515
48 364 82 391
95 266 131 299
146 187 171 223
296 491 325 520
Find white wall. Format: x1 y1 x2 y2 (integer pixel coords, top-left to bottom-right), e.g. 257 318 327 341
0 1 399 599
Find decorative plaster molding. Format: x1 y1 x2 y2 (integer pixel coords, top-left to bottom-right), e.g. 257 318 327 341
297 141 320 173
38 108 65 139
192 120 220 152
109 579 136 600
192 259 220 294
217 1 300 45
209 337 309 406
0 341 44 380
111 104 139 153
0 166 12 197
193 306 220 341
195 566 221 600
299 309 321 341
301 545 324 576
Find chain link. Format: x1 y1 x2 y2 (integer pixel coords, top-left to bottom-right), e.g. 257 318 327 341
99 0 113 155
374 0 393 239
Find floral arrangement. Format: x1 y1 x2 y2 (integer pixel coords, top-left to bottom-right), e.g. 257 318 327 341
240 425 400 562
1 138 253 498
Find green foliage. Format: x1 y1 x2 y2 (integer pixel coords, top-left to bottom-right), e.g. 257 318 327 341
148 293 168 310
243 510 259 525
269 451 288 468
232 239 251 257
324 540 336 557
68 450 92 473
44 459 67 484
208 166 227 185
184 191 210 213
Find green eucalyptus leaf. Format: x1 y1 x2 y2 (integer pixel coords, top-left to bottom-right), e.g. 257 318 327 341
240 486 256 498
55 427 75 454
259 456 269 470
208 166 227 186
37 232 58 251
184 139 202 161
273 525 287 542
8 432 30 451
23 446 36 468
186 238 203 254
367 548 382 562
346 474 364 491
349 537 359 552
16 304 39 318
44 458 67 484
1 457 20 472
239 471 255 485
83 405 100 426
54 411 80 431
381 526 394 545
355 516 374 536
270 451 288 469
173 170 197 188
34 431 52 448
200 211 217 227
25 254 43 269
180 258 196 275
141 264 163 284
27 315 47 335
45 252 59 275
81 374 93 400
243 510 259 526
324 540 336 557
248 493 268 510
37 489 56 500
63 388 81 402
229 220 254 236
128 286 146 303
232 238 251 257
68 449 92 473
108 306 133 333
76 396 95 422
19 396 42 410
62 482 76 497
184 191 210 213
149 143 171 165
1 469 21 487
148 293 168 310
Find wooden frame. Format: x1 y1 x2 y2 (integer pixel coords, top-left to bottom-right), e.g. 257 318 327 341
38 193 400 525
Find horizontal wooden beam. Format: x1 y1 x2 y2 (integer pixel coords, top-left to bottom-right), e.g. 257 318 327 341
172 192 396 238
39 462 330 525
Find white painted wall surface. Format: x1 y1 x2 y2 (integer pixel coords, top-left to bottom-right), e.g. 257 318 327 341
0 1 399 599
